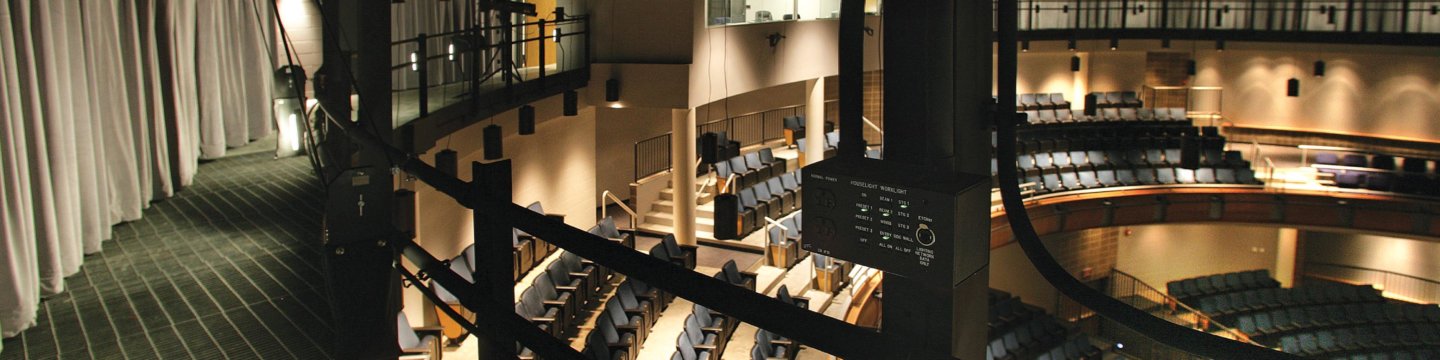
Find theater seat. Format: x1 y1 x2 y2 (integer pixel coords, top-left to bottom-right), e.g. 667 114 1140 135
517 287 565 338
1341 154 1368 168
397 312 442 360
717 260 758 291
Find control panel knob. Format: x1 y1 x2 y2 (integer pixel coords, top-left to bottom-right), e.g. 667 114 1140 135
916 223 936 246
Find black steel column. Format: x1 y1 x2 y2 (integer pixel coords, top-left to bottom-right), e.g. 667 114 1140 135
878 0 993 358
320 0 399 358
472 160 516 359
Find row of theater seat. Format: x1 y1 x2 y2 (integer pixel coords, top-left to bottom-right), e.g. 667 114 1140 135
1166 269 1282 303
715 148 788 192
781 115 835 149
1279 323 1440 358
1016 92 1073 110
1195 283 1386 322
512 202 559 281
1315 152 1440 196
1022 107 1189 124
673 303 737 360
725 170 804 238
745 285 810 360
986 290 1103 360
1237 301 1440 340
1085 91 1144 110
582 278 671 360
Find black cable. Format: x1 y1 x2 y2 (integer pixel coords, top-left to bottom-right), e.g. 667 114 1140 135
993 0 1298 358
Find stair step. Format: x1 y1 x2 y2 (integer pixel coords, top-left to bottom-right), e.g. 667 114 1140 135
644 212 714 232
637 223 718 243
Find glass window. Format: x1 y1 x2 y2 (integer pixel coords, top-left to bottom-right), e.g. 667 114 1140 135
707 0 852 27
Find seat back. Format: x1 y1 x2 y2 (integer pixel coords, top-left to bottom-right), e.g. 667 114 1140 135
546 260 571 286
534 272 563 300
715 160 734 177
766 178 786 197
781 172 800 190
729 157 750 172
676 332 699 360
1021 93 1037 107
694 303 717 326
826 132 840 148
723 260 744 284
662 234 685 257
783 217 801 238
739 188 759 207
777 285 799 307
754 182 775 201
759 148 778 163
519 288 546 317
684 315 706 345
397 312 423 349
617 281 643 309
768 225 785 245
605 298 629 326
745 152 765 170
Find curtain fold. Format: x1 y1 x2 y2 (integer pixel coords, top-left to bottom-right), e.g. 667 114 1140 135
1 0 276 338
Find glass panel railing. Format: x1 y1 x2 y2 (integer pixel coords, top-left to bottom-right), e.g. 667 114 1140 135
1006 0 1440 34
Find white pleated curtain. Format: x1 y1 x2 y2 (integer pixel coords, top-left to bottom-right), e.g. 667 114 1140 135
1 0 275 338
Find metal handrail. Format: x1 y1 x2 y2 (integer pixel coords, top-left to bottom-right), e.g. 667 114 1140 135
721 173 740 194
601 190 638 231
861 116 882 135
1110 269 1261 346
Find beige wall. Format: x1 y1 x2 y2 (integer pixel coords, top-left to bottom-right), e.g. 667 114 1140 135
595 106 676 199
688 15 883 108
1303 231 1440 282
1116 224 1281 289
592 0 694 63
413 92 598 260
275 0 323 94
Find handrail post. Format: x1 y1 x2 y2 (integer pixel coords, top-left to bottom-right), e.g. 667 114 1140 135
418 33 429 117
538 19 547 79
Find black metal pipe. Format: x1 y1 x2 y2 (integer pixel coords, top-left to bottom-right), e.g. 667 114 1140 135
838 0 864 159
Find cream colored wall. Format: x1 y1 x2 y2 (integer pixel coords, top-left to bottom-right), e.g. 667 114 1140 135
1116 224 1281 289
989 241 1059 312
275 0 323 93
1303 232 1440 282
595 107 676 200
412 92 598 261
688 14 882 108
1195 42 1440 139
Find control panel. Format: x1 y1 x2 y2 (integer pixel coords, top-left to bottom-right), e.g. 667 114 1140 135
803 157 990 289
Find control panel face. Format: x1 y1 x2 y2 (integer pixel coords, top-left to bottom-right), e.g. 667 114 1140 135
803 157 987 288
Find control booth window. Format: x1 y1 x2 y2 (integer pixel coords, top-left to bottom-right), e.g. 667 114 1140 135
708 0 878 26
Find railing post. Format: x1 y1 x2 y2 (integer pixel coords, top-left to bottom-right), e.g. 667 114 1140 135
538 19 547 79
417 33 429 117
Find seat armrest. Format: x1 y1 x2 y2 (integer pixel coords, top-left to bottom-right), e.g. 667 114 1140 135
701 326 725 334
772 339 794 346
694 343 719 351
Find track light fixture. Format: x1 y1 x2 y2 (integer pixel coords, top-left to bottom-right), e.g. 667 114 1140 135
519 105 536 135
605 79 620 102
1287 78 1301 97
1109 37 1119 50
563 89 578 116
1313 60 1326 77
1071 55 1081 72
483 124 503 160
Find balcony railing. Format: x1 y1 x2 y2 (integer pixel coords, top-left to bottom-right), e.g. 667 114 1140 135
1002 0 1440 34
389 15 589 127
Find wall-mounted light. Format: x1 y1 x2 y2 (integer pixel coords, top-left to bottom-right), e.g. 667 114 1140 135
553 28 562 43
483 124 503 160
1071 55 1081 72
1109 38 1119 50
447 43 456 61
563 89 578 116
1021 40 1030 52
1186 59 1197 76
409 52 419 71
605 79 620 102
1286 78 1301 97
1313 60 1326 77
518 105 535 135
1216 39 1226 51
1067 38 1076 51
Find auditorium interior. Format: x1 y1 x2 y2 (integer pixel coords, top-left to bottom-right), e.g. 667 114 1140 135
2 0 1440 359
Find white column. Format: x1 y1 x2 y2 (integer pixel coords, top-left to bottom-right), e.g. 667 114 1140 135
805 78 826 165
671 108 697 246
1275 228 1300 288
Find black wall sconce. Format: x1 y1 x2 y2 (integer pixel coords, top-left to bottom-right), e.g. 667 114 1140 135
519 105 536 135
563 89 578 116
605 79 620 102
483 124 503 160
766 32 787 48
1110 37 1119 50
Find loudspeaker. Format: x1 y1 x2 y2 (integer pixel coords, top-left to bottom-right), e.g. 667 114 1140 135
1186 60 1197 76
1313 60 1326 77
1070 56 1081 72
605 79 620 102
1083 94 1098 116
484 124 503 160
1180 136 1201 170
518 105 535 135
700 132 719 164
713 194 739 240
435 149 458 176
563 89 578 116
1286 78 1300 97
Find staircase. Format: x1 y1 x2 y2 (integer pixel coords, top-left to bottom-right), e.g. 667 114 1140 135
637 176 721 243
